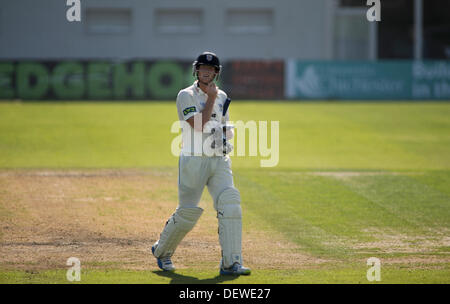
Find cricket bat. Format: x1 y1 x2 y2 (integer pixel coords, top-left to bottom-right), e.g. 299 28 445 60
222 98 231 155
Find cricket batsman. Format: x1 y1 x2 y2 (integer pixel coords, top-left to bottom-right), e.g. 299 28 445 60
151 52 251 276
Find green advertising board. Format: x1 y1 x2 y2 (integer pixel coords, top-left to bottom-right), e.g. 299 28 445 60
286 60 450 100
2 60 449 100
0 61 199 100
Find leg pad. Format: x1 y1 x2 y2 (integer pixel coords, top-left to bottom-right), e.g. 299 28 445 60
154 207 203 258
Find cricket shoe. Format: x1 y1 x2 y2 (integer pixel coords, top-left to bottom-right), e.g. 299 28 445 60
219 260 251 276
151 241 176 272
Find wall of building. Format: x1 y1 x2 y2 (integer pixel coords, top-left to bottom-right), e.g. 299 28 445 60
0 0 332 60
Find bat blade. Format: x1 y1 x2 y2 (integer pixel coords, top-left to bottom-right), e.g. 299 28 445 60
223 98 231 116
222 97 231 156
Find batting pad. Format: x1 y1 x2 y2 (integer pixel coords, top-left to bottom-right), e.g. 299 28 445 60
217 187 243 268
154 207 203 258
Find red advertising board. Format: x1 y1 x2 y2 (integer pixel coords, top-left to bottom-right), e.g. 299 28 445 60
226 61 284 100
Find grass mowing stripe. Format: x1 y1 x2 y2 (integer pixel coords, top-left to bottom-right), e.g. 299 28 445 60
238 172 349 258
1 102 449 170
231 102 447 170
238 170 450 260
237 170 376 259
0 103 179 168
271 172 415 239
317 103 450 170
337 174 450 233
307 105 433 169
409 170 450 197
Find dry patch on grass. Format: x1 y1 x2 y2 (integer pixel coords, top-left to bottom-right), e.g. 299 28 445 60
0 169 178 271
353 228 450 266
0 169 322 272
309 171 423 178
265 171 423 180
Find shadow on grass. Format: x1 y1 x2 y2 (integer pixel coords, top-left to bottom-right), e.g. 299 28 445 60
153 270 239 284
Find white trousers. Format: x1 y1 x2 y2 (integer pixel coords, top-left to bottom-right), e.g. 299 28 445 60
151 154 243 267
178 154 235 210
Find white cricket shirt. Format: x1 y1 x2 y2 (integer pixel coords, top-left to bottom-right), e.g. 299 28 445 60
176 81 230 156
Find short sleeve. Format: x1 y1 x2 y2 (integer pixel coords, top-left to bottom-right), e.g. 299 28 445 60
176 90 197 121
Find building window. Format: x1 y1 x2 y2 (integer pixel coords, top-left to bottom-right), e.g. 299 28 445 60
154 9 203 34
85 8 132 34
333 3 377 60
226 9 274 34
423 0 450 59
377 0 413 59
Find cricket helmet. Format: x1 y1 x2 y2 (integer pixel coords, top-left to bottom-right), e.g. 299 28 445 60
192 52 222 78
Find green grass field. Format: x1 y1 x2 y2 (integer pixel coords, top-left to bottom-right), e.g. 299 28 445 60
0 101 449 284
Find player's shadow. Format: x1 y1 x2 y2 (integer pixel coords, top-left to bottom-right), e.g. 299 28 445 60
153 270 239 284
